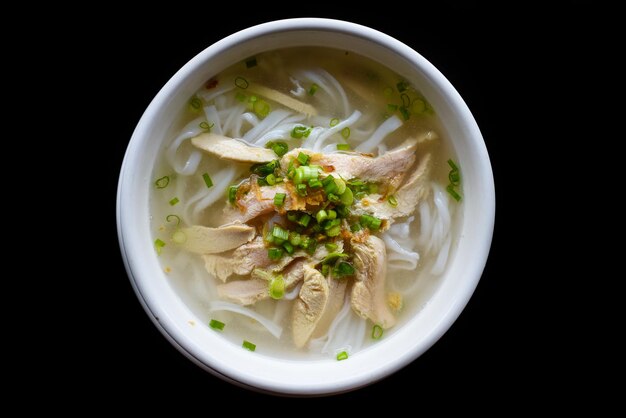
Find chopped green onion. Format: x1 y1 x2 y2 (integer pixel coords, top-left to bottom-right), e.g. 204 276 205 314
294 165 319 184
325 242 338 251
350 223 362 232
340 188 354 206
235 76 249 89
336 351 349 361
298 213 312 227
251 160 279 176
172 230 186 244
235 92 247 102
228 185 238 204
321 264 330 276
268 247 284 260
411 99 425 114
289 231 302 246
155 176 170 189
336 205 350 218
449 170 460 185
169 197 180 206
388 195 398 207
282 241 294 255
341 127 351 139
274 193 286 207
189 97 202 112
383 86 394 97
401 93 411 107
447 159 459 171
257 177 269 187
327 193 340 203
387 104 398 113
326 225 341 237
308 178 322 188
166 214 181 226
327 210 337 220
399 106 410 120
271 225 289 241
265 141 289 157
291 125 312 139
297 152 310 166
269 274 285 299
329 118 339 127
199 121 213 131
253 99 270 117
316 209 328 224
154 238 166 255
360 214 382 231
266 173 276 185
333 261 355 277
296 183 307 196
337 143 350 151
209 319 225 331
372 325 384 340
287 211 299 222
334 177 346 194
242 340 256 352
446 184 462 202
202 173 213 188
302 237 317 253
308 83 319 95
245 57 257 68
321 252 348 264
397 80 409 93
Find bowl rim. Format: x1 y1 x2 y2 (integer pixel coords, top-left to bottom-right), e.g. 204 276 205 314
117 17 495 396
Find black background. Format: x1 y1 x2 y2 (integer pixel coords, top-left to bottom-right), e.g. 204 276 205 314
65 2 597 407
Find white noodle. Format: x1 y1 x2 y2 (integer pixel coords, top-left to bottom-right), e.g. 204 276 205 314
355 115 403 153
208 301 283 339
203 105 222 135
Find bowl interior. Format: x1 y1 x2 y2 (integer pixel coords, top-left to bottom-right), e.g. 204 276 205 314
117 18 494 396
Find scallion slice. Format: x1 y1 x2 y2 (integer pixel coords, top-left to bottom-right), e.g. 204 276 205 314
202 173 213 188
446 184 462 202
228 185 238 204
372 325 383 340
291 125 312 139
169 197 180 206
242 340 256 352
308 83 319 95
266 141 288 157
189 97 202 112
172 230 186 244
341 127 351 139
337 143 350 151
268 247 283 260
271 225 289 241
297 152 310 166
336 351 349 361
209 319 225 331
388 195 398 207
329 118 339 127
166 214 181 226
155 176 170 189
154 238 166 255
274 192 286 207
235 76 249 89
333 261 355 277
269 274 285 299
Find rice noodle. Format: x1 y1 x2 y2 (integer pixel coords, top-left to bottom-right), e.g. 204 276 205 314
355 115 403 153
208 300 283 339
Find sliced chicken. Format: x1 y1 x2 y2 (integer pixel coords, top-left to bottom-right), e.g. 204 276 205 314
191 132 276 163
280 134 432 192
311 274 348 339
205 236 342 282
181 223 256 254
352 153 432 221
350 235 396 329
292 265 329 348
202 236 293 281
217 259 307 305
223 180 307 224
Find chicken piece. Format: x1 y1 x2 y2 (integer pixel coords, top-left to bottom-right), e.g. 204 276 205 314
205 237 343 283
223 180 306 224
281 134 432 192
352 153 432 220
191 133 276 163
292 265 329 348
311 274 348 339
350 235 396 329
202 236 294 281
217 259 307 305
181 223 256 254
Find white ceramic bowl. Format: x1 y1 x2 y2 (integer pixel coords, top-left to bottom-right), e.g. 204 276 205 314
117 18 494 396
